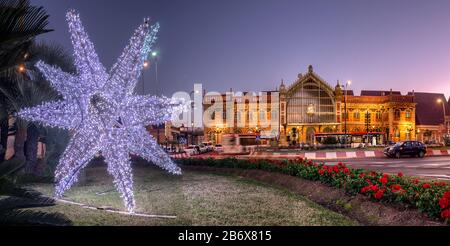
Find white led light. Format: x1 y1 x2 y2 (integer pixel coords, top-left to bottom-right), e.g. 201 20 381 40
18 10 184 213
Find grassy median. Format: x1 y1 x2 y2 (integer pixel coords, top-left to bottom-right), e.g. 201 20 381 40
23 164 357 226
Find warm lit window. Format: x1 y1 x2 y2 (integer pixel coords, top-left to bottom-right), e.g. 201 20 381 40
394 109 401 120
394 128 400 137
405 110 411 120
376 111 382 121
353 111 360 120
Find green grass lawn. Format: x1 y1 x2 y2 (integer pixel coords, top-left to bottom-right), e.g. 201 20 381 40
25 165 357 226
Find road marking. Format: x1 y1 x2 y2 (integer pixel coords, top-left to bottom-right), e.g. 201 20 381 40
418 174 450 180
365 151 375 157
432 150 442 155
305 153 315 159
326 152 337 159
346 152 357 158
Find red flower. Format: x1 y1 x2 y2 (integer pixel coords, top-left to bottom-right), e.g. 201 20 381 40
422 183 431 189
439 197 449 209
370 185 379 192
361 186 370 193
413 179 419 184
332 165 339 173
441 209 450 219
382 173 390 178
365 179 373 185
332 174 336 177
397 172 404 177
374 189 385 199
444 191 450 199
359 173 366 178
390 184 402 191
318 169 325 175
343 168 350 175
380 177 388 185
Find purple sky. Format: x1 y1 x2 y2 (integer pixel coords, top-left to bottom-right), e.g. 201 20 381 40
31 0 450 99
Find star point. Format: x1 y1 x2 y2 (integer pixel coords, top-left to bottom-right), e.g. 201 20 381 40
18 10 183 212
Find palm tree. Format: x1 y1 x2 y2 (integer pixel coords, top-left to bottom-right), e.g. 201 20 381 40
0 0 52 76
0 158 72 225
0 0 52 163
0 43 74 174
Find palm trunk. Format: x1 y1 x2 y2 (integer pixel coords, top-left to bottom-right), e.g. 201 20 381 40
13 127 27 162
24 124 39 174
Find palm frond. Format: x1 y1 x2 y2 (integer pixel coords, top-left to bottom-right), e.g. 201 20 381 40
0 0 52 73
0 158 24 179
0 196 55 210
0 209 72 226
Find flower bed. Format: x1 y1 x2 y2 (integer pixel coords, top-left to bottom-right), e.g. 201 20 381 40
176 157 450 223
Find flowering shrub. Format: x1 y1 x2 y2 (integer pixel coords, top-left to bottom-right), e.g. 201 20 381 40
177 157 450 223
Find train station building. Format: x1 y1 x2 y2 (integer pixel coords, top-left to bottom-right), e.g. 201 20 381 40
203 65 450 146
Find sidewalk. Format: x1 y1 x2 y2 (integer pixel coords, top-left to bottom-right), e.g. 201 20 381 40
171 149 450 160
250 149 450 160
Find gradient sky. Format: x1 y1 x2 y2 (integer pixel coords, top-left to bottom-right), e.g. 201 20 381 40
30 0 450 98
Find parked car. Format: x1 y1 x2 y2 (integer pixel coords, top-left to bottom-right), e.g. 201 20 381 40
163 146 176 153
384 141 427 158
202 142 214 151
184 145 199 155
197 144 208 153
214 144 223 152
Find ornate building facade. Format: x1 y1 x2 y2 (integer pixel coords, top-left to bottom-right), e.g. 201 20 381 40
279 65 416 145
203 65 449 146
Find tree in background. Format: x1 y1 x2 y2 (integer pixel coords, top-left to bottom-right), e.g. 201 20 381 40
1 43 74 175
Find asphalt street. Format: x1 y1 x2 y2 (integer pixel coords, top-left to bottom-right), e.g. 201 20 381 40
326 156 450 180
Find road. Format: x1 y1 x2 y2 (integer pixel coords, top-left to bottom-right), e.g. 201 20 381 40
326 156 450 180
195 152 450 179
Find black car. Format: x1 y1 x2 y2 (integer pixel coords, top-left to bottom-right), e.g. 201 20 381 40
384 141 427 158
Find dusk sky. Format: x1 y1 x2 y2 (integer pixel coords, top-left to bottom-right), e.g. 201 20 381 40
31 0 450 98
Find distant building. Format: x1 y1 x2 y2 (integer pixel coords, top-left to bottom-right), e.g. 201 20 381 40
407 92 450 143
203 65 450 145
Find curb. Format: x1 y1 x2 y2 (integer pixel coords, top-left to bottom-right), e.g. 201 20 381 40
170 149 450 160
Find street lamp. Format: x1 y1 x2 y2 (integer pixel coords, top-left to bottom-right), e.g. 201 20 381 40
342 80 351 146
151 51 158 94
18 64 25 73
437 98 448 137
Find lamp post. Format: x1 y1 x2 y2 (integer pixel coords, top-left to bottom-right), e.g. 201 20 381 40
342 80 351 146
151 51 158 94
437 98 448 138
150 51 160 143
142 61 149 94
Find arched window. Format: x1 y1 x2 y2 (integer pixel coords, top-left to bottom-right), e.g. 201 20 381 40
405 110 411 120
286 80 335 124
353 111 360 120
394 109 401 120
376 111 382 121
394 128 400 138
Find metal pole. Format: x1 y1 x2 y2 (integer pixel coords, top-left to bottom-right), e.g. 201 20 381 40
442 102 447 136
344 85 348 147
155 59 158 95
155 58 160 144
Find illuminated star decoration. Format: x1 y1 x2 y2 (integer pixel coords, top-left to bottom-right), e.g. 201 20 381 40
18 10 184 212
